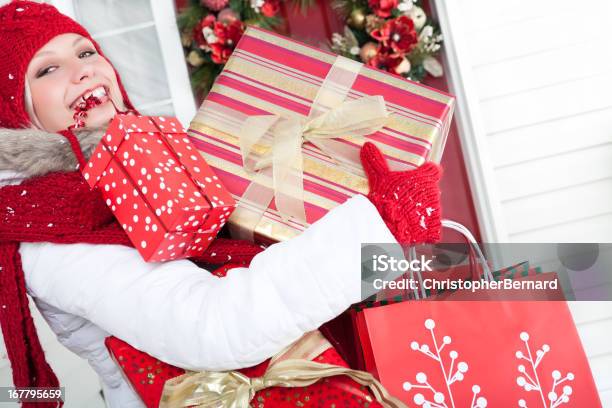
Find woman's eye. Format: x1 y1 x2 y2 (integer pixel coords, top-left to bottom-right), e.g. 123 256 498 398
79 50 97 58
36 66 57 78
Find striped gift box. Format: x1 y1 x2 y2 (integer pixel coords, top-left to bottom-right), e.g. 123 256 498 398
187 26 455 244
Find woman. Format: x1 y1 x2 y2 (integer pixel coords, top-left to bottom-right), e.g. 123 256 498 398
0 2 442 407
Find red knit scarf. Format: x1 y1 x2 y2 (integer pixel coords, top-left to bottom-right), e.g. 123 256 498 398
0 171 263 408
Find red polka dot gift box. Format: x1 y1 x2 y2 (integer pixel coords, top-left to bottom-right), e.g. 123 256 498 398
82 114 235 262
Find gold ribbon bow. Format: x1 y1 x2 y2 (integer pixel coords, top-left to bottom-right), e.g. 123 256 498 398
159 330 407 408
196 56 389 239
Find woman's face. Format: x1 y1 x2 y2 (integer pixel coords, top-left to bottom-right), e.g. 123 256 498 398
25 33 127 132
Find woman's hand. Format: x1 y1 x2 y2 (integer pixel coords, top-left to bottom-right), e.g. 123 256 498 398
360 142 442 244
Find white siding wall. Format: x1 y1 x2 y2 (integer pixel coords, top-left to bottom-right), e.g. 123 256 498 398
455 0 612 404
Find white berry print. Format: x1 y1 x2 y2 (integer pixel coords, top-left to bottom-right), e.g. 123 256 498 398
403 318 487 408
515 332 574 408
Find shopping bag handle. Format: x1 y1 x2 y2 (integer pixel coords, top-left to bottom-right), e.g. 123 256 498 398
441 219 493 282
378 220 493 301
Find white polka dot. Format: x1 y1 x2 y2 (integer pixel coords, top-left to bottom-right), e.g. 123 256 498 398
155 209 162 216
106 134 112 142
205 177 212 182
104 184 110 191
141 168 147 175
193 167 200 173
145 216 151 224
133 215 139 223
142 186 148 194
167 200 173 208
106 199 112 206
123 152 129 159
111 182 116 188
116 197 122 204
84 173 90 180
152 224 158 232
129 159 135 166
141 241 147 248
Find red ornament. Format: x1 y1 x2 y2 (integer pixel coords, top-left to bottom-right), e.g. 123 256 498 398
192 14 216 50
209 19 244 64
370 15 418 55
193 14 244 64
261 0 281 17
367 0 399 18
367 46 406 75
200 0 229 11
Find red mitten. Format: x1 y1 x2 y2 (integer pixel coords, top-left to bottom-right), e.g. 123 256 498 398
360 142 442 244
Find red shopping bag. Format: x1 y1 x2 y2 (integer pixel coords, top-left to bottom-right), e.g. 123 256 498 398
355 298 601 407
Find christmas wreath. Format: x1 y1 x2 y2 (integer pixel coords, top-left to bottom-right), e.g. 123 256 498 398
330 0 443 82
178 0 313 95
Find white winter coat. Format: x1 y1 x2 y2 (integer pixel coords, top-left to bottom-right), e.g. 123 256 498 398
0 127 396 407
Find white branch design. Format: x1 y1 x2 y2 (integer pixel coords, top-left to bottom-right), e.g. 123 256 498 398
515 332 575 408
402 318 487 408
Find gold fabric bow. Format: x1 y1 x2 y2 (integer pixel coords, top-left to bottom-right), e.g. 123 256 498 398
159 330 406 408
238 93 389 223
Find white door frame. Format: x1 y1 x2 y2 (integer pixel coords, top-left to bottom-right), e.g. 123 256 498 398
431 0 509 243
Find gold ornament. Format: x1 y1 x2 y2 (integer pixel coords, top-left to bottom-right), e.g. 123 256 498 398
187 50 205 67
348 9 366 29
218 8 240 24
359 42 378 64
394 57 411 75
180 31 192 48
365 15 384 34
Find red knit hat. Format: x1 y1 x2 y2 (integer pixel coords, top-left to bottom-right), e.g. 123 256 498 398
0 1 134 129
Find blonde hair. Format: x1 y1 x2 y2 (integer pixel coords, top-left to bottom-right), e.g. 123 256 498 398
23 77 44 130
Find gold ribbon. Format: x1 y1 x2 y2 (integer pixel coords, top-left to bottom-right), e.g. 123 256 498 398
159 330 406 408
195 56 389 240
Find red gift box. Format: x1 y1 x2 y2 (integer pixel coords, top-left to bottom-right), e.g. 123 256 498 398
105 336 385 408
82 114 235 262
